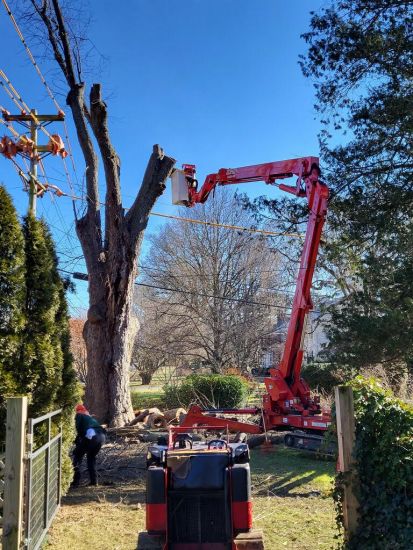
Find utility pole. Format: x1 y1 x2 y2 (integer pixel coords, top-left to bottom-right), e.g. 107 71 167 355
29 108 38 215
3 110 65 216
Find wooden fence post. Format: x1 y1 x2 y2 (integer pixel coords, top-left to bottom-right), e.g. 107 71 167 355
335 385 359 540
2 396 28 550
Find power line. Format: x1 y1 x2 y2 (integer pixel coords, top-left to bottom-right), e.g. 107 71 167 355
57 268 292 311
48 189 304 239
138 282 290 308
1 0 63 113
148 211 304 238
0 113 19 137
137 264 301 296
1 0 81 200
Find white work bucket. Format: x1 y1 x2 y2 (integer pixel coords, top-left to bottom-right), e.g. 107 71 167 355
171 170 190 205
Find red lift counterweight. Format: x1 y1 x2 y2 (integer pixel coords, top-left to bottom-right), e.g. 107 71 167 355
171 156 331 435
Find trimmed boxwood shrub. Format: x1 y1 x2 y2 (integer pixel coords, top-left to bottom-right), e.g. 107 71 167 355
334 377 413 548
163 374 250 409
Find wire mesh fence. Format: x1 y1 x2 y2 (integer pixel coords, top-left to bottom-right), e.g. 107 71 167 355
25 410 62 550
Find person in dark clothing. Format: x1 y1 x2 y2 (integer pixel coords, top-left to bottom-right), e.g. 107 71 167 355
72 404 106 487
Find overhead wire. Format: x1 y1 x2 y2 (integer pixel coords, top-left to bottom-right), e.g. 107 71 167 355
1 0 82 208
0 69 80 221
9 155 29 188
0 70 64 155
1 0 63 113
0 69 29 114
146 211 304 238
37 158 81 260
40 189 305 239
57 268 293 311
0 113 19 137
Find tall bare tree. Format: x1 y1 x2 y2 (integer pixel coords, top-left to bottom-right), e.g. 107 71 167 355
139 190 285 373
23 0 175 425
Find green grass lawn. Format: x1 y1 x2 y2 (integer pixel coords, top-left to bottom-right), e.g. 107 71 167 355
130 388 164 410
251 447 338 549
44 444 339 549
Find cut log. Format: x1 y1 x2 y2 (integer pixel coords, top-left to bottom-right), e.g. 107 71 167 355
129 415 144 427
134 407 162 423
247 434 266 448
146 413 168 429
163 408 187 424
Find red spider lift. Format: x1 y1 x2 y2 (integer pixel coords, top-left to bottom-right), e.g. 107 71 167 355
140 157 330 549
171 157 331 439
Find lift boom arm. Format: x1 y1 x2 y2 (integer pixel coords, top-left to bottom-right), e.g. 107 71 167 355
173 156 330 432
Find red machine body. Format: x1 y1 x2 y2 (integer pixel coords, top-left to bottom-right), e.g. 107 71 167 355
173 157 331 434
143 426 262 549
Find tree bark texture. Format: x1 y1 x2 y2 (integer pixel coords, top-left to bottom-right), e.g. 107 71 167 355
80 140 174 427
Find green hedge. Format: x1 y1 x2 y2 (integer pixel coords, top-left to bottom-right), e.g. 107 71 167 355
335 377 413 548
163 374 250 410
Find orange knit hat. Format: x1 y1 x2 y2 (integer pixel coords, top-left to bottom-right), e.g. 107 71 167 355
75 403 89 414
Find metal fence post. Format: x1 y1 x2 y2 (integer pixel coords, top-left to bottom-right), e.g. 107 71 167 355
57 424 62 505
2 396 28 550
45 416 52 526
25 418 34 549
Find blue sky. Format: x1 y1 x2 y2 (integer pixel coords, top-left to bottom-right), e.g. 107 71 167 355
0 0 325 314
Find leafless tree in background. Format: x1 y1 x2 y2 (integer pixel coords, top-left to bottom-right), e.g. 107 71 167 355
137 190 288 374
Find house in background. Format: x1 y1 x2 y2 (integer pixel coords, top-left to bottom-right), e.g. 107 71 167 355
304 310 330 363
259 310 330 372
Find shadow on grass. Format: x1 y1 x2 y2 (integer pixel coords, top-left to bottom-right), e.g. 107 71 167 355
252 470 322 497
250 445 335 498
63 442 334 507
136 531 164 549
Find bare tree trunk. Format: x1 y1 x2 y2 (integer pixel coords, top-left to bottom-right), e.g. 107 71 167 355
140 372 153 386
29 0 175 426
81 143 174 426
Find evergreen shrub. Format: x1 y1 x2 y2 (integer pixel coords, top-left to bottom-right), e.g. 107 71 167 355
0 190 79 491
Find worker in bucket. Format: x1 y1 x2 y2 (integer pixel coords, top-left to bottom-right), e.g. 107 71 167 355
72 403 106 487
